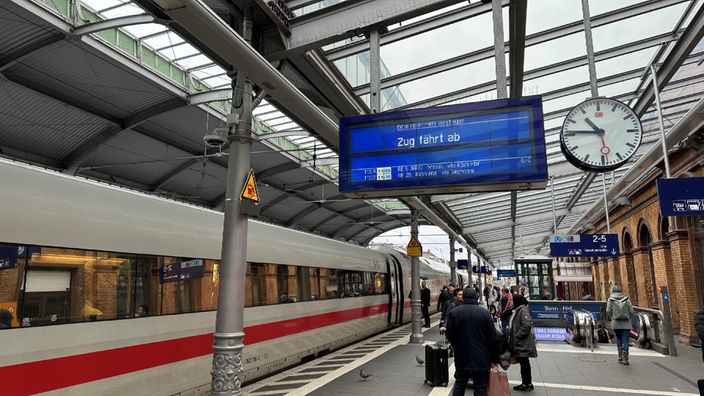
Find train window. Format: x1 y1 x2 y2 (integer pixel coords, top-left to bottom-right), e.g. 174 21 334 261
296 266 311 302
3 239 389 329
321 268 339 299
308 267 321 300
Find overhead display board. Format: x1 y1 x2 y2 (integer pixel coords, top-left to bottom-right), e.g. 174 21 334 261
338 96 548 198
549 234 619 257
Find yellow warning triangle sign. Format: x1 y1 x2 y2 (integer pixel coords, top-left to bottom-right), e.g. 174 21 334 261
240 168 260 202
407 236 422 257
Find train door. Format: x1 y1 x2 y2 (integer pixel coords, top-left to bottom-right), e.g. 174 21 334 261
387 255 404 325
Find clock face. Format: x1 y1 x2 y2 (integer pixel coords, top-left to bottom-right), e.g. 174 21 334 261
560 98 643 172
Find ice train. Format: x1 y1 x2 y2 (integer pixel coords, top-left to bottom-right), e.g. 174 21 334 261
0 159 453 395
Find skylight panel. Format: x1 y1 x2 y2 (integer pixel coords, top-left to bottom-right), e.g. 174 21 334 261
380 11 496 75
591 3 689 52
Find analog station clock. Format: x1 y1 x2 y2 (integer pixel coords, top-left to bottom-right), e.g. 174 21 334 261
559 97 643 172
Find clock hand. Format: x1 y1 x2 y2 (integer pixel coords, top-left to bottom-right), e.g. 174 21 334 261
584 118 604 134
600 134 610 161
564 129 604 135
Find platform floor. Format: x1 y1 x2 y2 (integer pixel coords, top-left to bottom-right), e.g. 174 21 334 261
241 314 704 395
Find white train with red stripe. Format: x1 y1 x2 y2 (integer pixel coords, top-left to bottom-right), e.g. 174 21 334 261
0 159 453 395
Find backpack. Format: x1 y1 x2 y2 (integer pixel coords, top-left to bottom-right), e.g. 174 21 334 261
611 297 631 320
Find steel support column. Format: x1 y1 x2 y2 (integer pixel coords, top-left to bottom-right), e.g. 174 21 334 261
410 210 423 344
210 8 254 396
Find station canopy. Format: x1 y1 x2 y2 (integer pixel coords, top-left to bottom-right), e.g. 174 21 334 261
2 0 704 267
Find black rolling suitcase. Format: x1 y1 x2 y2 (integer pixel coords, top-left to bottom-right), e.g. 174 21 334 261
424 343 449 387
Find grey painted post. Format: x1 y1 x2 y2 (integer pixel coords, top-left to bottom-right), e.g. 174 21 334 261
449 236 457 286
660 286 677 356
210 9 253 396
410 210 423 344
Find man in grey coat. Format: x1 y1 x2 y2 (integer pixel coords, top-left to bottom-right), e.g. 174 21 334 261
606 285 635 365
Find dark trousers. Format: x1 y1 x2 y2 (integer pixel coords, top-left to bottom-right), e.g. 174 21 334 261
517 356 532 385
421 304 430 326
452 369 488 396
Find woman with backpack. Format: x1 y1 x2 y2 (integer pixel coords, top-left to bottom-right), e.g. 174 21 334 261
606 285 635 365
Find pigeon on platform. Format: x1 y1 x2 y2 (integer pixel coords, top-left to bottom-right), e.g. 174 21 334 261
416 355 424 366
359 368 373 381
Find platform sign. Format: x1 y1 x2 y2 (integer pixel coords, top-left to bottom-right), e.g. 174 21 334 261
496 269 516 278
530 303 562 320
657 177 704 216
457 259 468 269
406 236 422 257
0 244 19 270
549 234 619 257
161 259 205 283
179 259 204 280
529 302 602 322
339 96 548 198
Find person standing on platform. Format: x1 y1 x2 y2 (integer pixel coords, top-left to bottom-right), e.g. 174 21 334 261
439 288 464 333
497 287 514 334
695 307 704 394
509 294 537 392
438 285 449 312
440 284 456 327
445 287 499 396
420 281 431 328
606 285 635 365
695 306 704 363
0 309 13 329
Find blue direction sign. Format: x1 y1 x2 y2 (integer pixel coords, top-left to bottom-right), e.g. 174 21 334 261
549 234 619 257
457 259 468 269
657 177 704 216
496 269 516 278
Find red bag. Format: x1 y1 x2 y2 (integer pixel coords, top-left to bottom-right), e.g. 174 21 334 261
487 367 511 396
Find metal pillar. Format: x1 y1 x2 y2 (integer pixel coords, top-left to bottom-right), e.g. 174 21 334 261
581 0 599 99
651 64 676 356
409 210 423 344
651 64 672 178
369 29 381 113
449 236 457 286
492 0 506 98
210 9 253 396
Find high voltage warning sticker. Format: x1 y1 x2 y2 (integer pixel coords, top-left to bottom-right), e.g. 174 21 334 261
241 168 260 202
406 236 422 257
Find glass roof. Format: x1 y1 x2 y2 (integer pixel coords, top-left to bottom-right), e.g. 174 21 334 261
76 0 704 265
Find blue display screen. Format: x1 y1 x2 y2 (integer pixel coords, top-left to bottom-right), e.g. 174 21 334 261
339 96 548 197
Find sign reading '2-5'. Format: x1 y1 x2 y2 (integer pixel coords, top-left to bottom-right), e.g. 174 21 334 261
549 234 619 257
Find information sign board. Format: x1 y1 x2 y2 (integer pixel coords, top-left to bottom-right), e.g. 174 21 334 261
0 244 19 270
161 259 205 283
657 177 704 216
529 302 603 323
496 269 516 278
549 234 619 257
457 259 468 269
339 96 548 198
533 327 568 341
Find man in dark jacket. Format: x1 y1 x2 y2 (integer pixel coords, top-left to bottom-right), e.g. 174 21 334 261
421 281 431 328
445 287 499 395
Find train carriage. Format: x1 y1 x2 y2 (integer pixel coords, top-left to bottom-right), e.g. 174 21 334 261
0 159 449 395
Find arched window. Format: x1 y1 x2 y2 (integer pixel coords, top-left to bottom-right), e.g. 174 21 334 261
622 230 637 301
